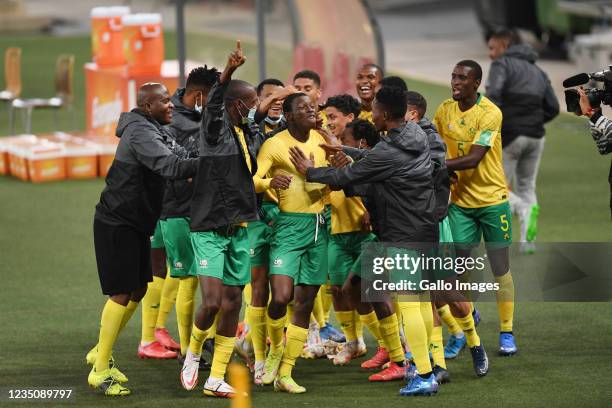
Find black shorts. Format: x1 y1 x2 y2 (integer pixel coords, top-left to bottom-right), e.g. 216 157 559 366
94 219 152 295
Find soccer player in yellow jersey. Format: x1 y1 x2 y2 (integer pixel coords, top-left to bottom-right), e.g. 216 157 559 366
243 78 297 385
253 93 329 394
355 63 383 122
434 60 516 358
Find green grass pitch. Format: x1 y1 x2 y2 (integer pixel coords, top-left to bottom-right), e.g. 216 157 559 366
0 33 610 407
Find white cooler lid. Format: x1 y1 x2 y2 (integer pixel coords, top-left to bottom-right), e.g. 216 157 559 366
122 13 162 26
91 6 131 19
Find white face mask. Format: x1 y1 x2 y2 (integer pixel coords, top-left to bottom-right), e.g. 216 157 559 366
265 114 283 125
194 93 203 114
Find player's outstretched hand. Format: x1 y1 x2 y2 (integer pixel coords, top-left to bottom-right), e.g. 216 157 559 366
228 40 246 69
289 146 314 175
270 174 292 189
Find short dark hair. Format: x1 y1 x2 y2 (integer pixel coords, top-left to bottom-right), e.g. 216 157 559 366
256 78 284 96
360 63 384 78
224 79 255 102
380 76 408 91
347 119 380 147
185 65 219 92
456 59 483 82
323 94 360 117
374 86 407 120
293 70 321 87
488 27 521 45
282 92 307 114
405 91 427 119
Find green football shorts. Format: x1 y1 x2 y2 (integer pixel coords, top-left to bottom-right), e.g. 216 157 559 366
328 231 377 285
160 217 195 278
150 220 165 249
191 226 250 286
248 202 280 268
268 212 328 286
448 201 512 249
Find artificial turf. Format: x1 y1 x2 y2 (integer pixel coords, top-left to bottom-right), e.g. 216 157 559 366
0 33 610 407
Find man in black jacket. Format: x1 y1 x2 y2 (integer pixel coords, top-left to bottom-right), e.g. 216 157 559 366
154 66 219 361
181 41 259 398
88 83 198 396
486 28 560 253
290 86 440 396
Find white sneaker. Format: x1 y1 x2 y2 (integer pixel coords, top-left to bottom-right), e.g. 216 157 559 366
356 337 367 357
235 333 255 372
203 377 243 398
180 349 200 390
333 340 359 365
302 321 326 359
253 361 265 386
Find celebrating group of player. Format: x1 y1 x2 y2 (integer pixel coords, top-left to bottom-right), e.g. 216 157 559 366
87 41 517 398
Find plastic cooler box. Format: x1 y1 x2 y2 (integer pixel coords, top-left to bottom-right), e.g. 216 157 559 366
91 6 131 67
6 135 38 180
122 13 164 75
7 137 66 182
0 138 9 175
97 138 118 177
43 133 99 179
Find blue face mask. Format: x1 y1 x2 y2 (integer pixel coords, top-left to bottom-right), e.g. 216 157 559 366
237 100 257 125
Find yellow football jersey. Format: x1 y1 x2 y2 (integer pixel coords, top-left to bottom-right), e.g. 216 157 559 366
433 94 508 208
254 129 329 213
329 191 367 234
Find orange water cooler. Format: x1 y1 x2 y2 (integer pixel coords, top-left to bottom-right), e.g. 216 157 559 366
91 6 131 67
122 13 164 76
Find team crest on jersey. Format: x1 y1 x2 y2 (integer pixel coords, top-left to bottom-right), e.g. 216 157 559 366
199 259 208 268
175 261 183 269
249 248 255 256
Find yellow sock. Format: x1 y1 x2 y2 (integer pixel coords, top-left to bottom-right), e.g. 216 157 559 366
353 310 364 338
141 276 164 343
399 301 432 374
206 313 219 340
437 304 463 336
156 274 179 329
188 324 209 355
360 311 384 347
495 272 515 332
247 306 267 362
119 300 139 333
393 299 402 327
210 334 235 379
243 283 252 307
335 310 357 341
312 291 325 327
278 323 308 377
455 314 480 347
419 301 433 345
285 301 294 329
176 276 198 355
430 325 446 369
378 314 404 363
95 299 126 372
322 284 333 323
267 314 287 354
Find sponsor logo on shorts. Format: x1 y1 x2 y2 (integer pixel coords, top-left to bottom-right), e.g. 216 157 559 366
272 258 283 267
199 259 208 268
249 248 255 256
175 261 183 269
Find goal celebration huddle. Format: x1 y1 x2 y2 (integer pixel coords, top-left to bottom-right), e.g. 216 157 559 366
88 40 527 399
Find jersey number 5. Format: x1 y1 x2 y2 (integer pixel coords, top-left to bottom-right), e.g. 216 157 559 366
457 141 466 157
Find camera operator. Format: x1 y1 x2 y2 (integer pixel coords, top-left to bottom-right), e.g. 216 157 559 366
576 88 612 215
